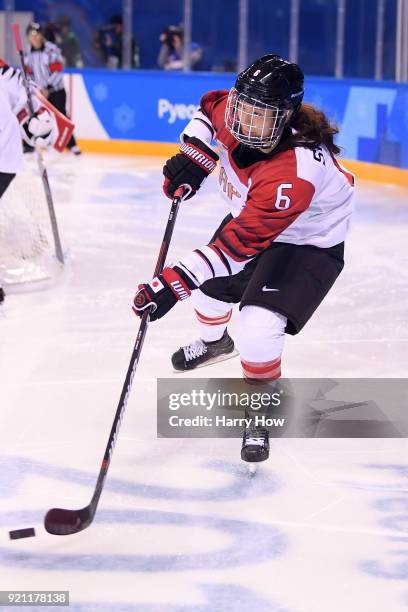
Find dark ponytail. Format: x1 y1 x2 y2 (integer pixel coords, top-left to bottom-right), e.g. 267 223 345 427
285 103 341 156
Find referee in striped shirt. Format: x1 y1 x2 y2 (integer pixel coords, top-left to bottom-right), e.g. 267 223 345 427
25 22 81 154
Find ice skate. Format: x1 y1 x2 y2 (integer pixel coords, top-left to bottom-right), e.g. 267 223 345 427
172 329 237 371
241 426 269 463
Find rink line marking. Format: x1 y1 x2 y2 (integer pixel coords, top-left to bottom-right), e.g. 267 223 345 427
272 445 363 490
302 494 349 522
259 518 403 537
0 497 398 540
266 446 408 496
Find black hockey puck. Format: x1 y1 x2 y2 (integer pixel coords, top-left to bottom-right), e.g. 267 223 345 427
9 527 36 540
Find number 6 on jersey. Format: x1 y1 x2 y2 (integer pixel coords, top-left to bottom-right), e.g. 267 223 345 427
274 183 293 210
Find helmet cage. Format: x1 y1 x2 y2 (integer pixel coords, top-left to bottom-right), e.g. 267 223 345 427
225 87 292 150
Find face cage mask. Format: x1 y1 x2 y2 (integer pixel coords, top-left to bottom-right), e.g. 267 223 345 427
225 87 292 150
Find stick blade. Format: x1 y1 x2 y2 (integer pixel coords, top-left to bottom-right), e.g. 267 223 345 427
44 507 92 535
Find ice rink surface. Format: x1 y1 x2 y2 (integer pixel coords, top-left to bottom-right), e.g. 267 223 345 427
1 152 407 611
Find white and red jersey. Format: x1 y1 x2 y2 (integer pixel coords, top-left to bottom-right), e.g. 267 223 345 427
24 41 65 92
0 60 29 173
0 59 73 171
176 90 355 288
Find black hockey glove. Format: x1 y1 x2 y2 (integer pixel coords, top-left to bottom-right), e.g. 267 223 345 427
132 266 196 322
163 136 219 201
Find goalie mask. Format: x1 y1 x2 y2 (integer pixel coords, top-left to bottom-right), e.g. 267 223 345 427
225 54 304 150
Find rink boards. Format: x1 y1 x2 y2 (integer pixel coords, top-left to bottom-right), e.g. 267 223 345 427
63 69 408 184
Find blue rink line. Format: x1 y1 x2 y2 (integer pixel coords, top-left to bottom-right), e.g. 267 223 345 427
0 455 285 573
11 583 286 612
355 464 408 608
0 455 280 502
0 508 286 572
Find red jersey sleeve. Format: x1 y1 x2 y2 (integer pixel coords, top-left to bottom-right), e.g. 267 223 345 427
212 152 315 261
199 90 229 123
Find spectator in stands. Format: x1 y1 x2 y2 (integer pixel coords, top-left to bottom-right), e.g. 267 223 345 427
25 22 81 154
96 14 139 69
55 16 83 68
158 25 202 71
43 21 59 44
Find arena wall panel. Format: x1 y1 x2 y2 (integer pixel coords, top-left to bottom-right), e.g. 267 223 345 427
64 70 408 184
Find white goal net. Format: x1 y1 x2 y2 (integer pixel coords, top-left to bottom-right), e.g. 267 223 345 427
0 157 60 289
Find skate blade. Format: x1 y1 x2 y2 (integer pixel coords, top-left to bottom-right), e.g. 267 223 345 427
247 464 257 477
173 349 239 373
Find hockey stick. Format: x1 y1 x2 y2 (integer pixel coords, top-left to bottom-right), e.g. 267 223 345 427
44 186 189 535
12 23 64 265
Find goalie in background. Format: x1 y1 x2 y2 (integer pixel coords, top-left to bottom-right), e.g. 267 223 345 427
24 22 81 155
0 59 73 303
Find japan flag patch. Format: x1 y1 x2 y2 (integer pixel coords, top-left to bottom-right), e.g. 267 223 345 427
149 277 164 293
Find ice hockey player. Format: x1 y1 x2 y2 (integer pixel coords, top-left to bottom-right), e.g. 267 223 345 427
0 59 61 303
132 54 355 463
25 22 81 154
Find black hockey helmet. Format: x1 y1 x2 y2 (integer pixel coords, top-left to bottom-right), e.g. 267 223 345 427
26 21 43 35
236 54 304 112
225 54 304 149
